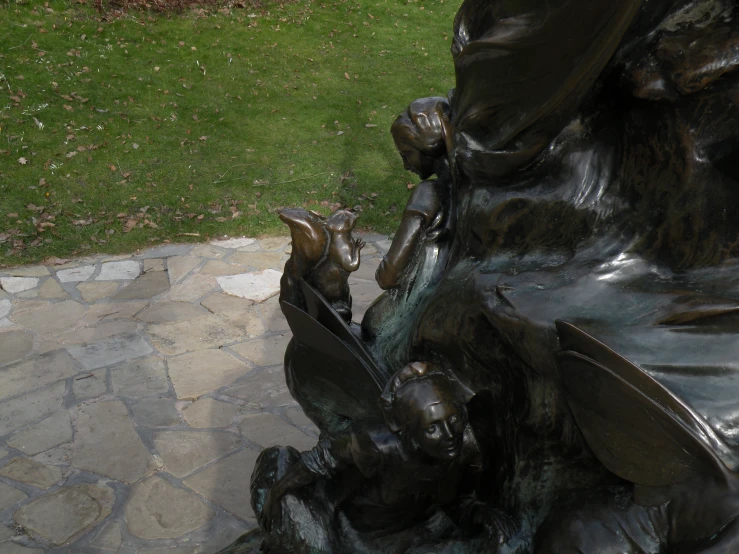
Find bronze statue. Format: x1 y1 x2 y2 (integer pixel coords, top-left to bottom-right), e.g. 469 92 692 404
249 362 518 554
219 0 739 552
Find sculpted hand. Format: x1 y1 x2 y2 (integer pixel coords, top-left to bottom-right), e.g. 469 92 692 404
354 238 366 251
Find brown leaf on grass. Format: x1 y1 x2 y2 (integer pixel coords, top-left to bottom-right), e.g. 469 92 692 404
199 136 208 141
344 72 351 80
61 94 74 101
123 218 138 232
63 105 74 111
39 178 47 186
18 157 28 165
109 165 117 172
72 219 93 226
9 96 21 103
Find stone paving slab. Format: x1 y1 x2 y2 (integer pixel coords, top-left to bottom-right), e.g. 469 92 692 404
0 233 388 552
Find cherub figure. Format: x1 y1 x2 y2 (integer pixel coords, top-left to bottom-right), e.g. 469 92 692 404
375 96 454 290
250 362 516 554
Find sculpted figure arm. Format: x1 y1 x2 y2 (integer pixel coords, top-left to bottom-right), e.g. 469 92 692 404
259 431 381 531
335 235 365 273
376 214 425 290
376 180 444 290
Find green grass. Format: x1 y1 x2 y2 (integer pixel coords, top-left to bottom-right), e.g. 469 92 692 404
0 0 458 266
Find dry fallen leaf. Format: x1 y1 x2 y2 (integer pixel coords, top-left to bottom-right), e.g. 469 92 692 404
109 165 117 172
123 218 138 232
18 157 28 165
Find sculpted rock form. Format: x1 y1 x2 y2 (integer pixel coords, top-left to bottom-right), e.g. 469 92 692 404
219 0 739 553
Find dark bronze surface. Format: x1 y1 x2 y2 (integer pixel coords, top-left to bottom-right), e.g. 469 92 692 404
219 0 739 552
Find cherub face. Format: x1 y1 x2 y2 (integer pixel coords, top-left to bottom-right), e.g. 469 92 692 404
414 400 465 460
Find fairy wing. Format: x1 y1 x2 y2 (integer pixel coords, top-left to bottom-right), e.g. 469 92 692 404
281 300 385 426
556 320 730 488
299 280 389 383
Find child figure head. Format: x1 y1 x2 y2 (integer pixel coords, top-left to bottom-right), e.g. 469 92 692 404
325 209 358 233
391 97 451 179
380 362 470 460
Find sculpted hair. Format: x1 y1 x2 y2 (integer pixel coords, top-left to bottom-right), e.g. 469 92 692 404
380 361 472 433
391 97 451 158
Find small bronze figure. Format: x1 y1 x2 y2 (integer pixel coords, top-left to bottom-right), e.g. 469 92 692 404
309 210 364 321
279 208 364 321
250 362 517 554
375 97 453 291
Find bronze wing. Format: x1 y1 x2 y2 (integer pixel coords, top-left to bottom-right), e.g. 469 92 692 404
556 320 733 490
281 282 389 431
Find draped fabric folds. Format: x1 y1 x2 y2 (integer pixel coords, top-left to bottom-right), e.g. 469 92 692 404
449 0 643 180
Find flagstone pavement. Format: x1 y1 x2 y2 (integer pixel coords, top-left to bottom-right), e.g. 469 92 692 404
0 234 390 553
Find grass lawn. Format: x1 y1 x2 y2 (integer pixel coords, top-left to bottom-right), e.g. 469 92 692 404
0 0 458 266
